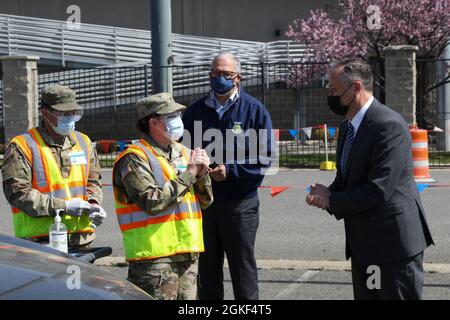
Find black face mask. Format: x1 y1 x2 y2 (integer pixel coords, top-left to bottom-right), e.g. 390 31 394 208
327 84 355 116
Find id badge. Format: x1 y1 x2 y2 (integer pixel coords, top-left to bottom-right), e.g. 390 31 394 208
177 164 187 173
69 151 87 165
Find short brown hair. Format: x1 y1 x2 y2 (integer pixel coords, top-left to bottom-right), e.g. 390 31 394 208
136 114 157 133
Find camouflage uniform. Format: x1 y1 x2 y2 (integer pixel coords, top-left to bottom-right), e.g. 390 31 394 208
2 89 102 249
113 93 213 300
127 258 199 300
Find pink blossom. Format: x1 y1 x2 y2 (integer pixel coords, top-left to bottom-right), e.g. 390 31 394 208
285 0 450 88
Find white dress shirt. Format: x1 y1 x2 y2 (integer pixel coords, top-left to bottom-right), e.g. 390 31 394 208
349 95 374 134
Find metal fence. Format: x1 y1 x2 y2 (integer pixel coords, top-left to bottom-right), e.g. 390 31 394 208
1 60 449 168
416 58 450 168
35 62 335 168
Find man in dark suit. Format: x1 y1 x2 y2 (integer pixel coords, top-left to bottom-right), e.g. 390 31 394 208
307 58 434 300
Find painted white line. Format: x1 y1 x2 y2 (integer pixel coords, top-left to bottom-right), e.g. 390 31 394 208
257 259 352 271
273 270 320 300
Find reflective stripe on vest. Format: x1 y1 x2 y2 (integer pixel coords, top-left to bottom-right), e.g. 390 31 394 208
22 131 48 189
113 139 204 261
132 140 201 213
134 141 166 186
10 128 94 238
73 131 90 184
116 200 201 230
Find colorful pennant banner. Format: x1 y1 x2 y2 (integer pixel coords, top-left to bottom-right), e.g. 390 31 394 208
101 183 448 197
278 124 337 141
288 129 299 139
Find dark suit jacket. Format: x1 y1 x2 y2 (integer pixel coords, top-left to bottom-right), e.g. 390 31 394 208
328 98 434 265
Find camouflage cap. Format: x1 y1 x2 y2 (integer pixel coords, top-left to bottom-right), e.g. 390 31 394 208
41 84 82 111
136 92 186 119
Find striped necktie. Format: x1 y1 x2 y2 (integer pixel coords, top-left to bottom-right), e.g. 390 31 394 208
341 121 355 173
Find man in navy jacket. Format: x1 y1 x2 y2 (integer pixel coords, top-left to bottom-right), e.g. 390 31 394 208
182 52 273 300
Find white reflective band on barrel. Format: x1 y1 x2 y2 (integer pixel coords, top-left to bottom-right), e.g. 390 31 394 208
414 160 429 167
412 142 428 149
22 132 48 189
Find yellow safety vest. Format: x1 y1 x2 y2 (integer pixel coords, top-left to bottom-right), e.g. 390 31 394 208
10 128 94 239
113 138 204 262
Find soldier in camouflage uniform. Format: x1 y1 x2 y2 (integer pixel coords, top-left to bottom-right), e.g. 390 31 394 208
2 85 104 249
113 93 213 300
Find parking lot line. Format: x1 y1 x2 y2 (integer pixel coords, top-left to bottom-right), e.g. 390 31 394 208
273 270 320 300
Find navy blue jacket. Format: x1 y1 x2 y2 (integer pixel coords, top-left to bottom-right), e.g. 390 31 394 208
182 89 273 202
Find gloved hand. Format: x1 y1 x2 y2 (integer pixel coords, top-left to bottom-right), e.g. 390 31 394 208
89 204 107 228
64 198 94 217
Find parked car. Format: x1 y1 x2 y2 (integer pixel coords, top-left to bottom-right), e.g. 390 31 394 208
0 233 152 300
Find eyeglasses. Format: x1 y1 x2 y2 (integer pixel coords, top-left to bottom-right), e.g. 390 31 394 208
209 70 239 80
48 109 84 121
157 111 182 122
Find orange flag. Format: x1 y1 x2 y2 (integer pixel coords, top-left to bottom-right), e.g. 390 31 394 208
270 186 290 197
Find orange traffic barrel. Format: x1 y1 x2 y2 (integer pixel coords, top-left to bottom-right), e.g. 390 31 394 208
410 129 435 183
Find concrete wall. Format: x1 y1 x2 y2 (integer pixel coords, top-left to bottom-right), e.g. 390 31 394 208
0 0 337 42
1 56 39 145
384 45 418 125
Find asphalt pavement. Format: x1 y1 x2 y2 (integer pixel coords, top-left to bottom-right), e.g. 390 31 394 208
2 169 450 299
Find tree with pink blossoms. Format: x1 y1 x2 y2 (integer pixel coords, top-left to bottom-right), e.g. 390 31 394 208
286 0 450 127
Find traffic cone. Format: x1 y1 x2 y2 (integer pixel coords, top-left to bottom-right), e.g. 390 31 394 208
410 128 435 183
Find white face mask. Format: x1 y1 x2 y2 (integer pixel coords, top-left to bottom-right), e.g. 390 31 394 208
46 109 82 136
164 115 184 141
52 115 77 136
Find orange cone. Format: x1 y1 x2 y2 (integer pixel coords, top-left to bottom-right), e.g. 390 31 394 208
410 129 435 183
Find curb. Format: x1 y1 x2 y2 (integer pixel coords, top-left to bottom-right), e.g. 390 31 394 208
95 257 450 274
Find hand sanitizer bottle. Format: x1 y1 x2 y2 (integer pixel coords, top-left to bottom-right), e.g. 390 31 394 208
49 210 68 253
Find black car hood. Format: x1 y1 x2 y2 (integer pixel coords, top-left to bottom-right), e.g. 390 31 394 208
0 234 151 300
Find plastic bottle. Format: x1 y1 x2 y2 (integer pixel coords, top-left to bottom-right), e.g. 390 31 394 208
49 210 68 253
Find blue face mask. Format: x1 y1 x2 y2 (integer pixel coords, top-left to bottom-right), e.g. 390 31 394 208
52 115 77 136
210 76 235 95
164 115 184 141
